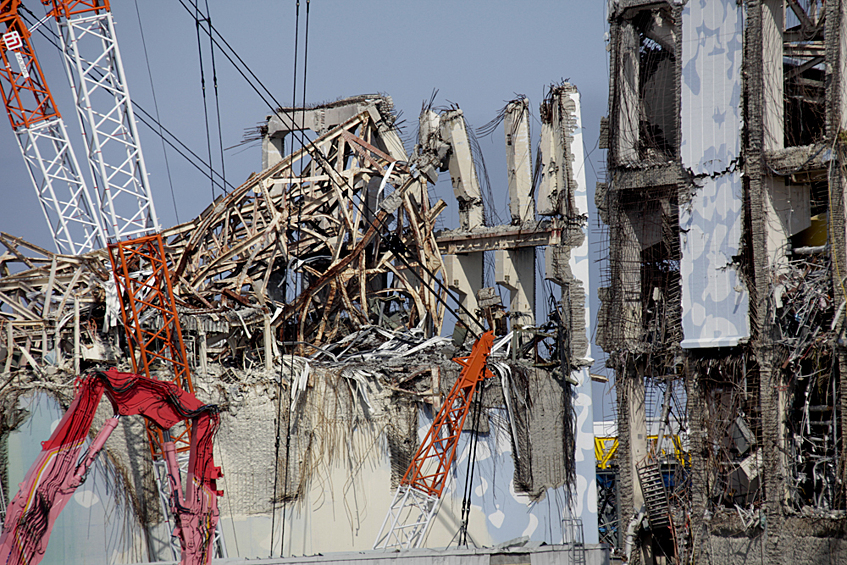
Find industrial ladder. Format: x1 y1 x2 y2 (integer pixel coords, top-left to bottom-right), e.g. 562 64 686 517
637 462 670 530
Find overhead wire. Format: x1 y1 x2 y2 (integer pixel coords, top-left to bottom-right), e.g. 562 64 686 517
177 0 487 339
203 0 228 193
282 0 304 555
192 1 216 201
272 0 302 555
132 0 180 224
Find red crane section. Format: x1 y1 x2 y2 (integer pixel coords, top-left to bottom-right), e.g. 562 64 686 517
108 234 195 457
43 0 111 18
0 0 59 129
0 368 222 565
402 330 495 497
374 331 495 550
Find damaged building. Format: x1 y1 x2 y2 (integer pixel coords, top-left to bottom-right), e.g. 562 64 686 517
599 0 847 563
0 87 604 564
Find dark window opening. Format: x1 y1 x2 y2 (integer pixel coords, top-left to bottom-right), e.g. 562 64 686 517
634 8 677 161
784 63 825 147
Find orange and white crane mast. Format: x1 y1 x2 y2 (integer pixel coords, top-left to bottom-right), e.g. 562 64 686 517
374 330 496 550
0 0 105 255
40 1 223 558
3 1 222 560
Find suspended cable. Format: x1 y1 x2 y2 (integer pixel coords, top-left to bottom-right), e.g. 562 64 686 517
133 0 180 224
458 389 484 547
203 0 228 193
192 2 215 201
273 0 301 554
178 0 487 336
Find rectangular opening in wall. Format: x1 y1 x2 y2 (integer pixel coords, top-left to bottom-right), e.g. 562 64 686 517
618 185 681 345
783 0 826 147
614 4 678 164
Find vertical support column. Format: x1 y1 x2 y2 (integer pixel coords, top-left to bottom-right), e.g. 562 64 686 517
4 323 12 374
444 254 484 335
762 0 785 151
495 249 535 328
262 133 284 171
615 22 640 164
440 109 485 333
73 299 80 375
498 98 536 329
199 328 208 378
440 109 484 230
504 98 534 224
264 313 273 372
825 0 847 502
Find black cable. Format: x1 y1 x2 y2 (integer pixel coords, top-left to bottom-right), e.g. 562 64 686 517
132 0 180 224
279 3 310 553
203 0 227 193
279 2 300 555
132 105 235 193
192 3 215 201
458 385 484 547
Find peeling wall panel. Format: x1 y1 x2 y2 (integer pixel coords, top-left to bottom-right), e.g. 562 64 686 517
680 0 743 176
680 172 749 348
564 88 598 542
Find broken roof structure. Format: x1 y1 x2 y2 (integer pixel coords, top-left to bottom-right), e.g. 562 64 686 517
0 89 602 563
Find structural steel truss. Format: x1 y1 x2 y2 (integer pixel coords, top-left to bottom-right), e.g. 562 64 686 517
50 0 160 241
164 110 447 344
108 234 193 457
0 0 104 255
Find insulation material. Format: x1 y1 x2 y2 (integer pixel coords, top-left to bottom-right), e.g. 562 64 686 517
680 172 749 348
680 0 742 176
679 1 748 349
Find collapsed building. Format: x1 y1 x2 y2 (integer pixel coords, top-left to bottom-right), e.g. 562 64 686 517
599 0 847 563
0 88 605 563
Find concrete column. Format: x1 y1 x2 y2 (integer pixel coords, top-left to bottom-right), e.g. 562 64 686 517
626 374 648 517
504 99 534 223
537 118 559 216
4 322 12 374
495 248 535 328
762 0 784 151
444 253 484 334
616 22 640 164
73 300 80 375
264 314 273 372
262 134 284 171
199 328 208 378
440 110 485 230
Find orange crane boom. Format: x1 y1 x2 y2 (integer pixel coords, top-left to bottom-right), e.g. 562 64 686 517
374 330 494 549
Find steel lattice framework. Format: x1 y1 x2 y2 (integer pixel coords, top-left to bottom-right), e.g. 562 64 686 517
373 331 494 550
48 0 160 241
0 0 104 255
108 233 193 457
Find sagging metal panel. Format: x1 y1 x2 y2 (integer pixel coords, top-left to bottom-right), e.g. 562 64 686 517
680 172 749 348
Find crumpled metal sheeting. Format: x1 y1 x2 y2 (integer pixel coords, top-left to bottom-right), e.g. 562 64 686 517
771 253 834 367
319 325 450 363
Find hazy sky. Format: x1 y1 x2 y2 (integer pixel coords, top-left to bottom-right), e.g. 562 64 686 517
0 0 614 416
